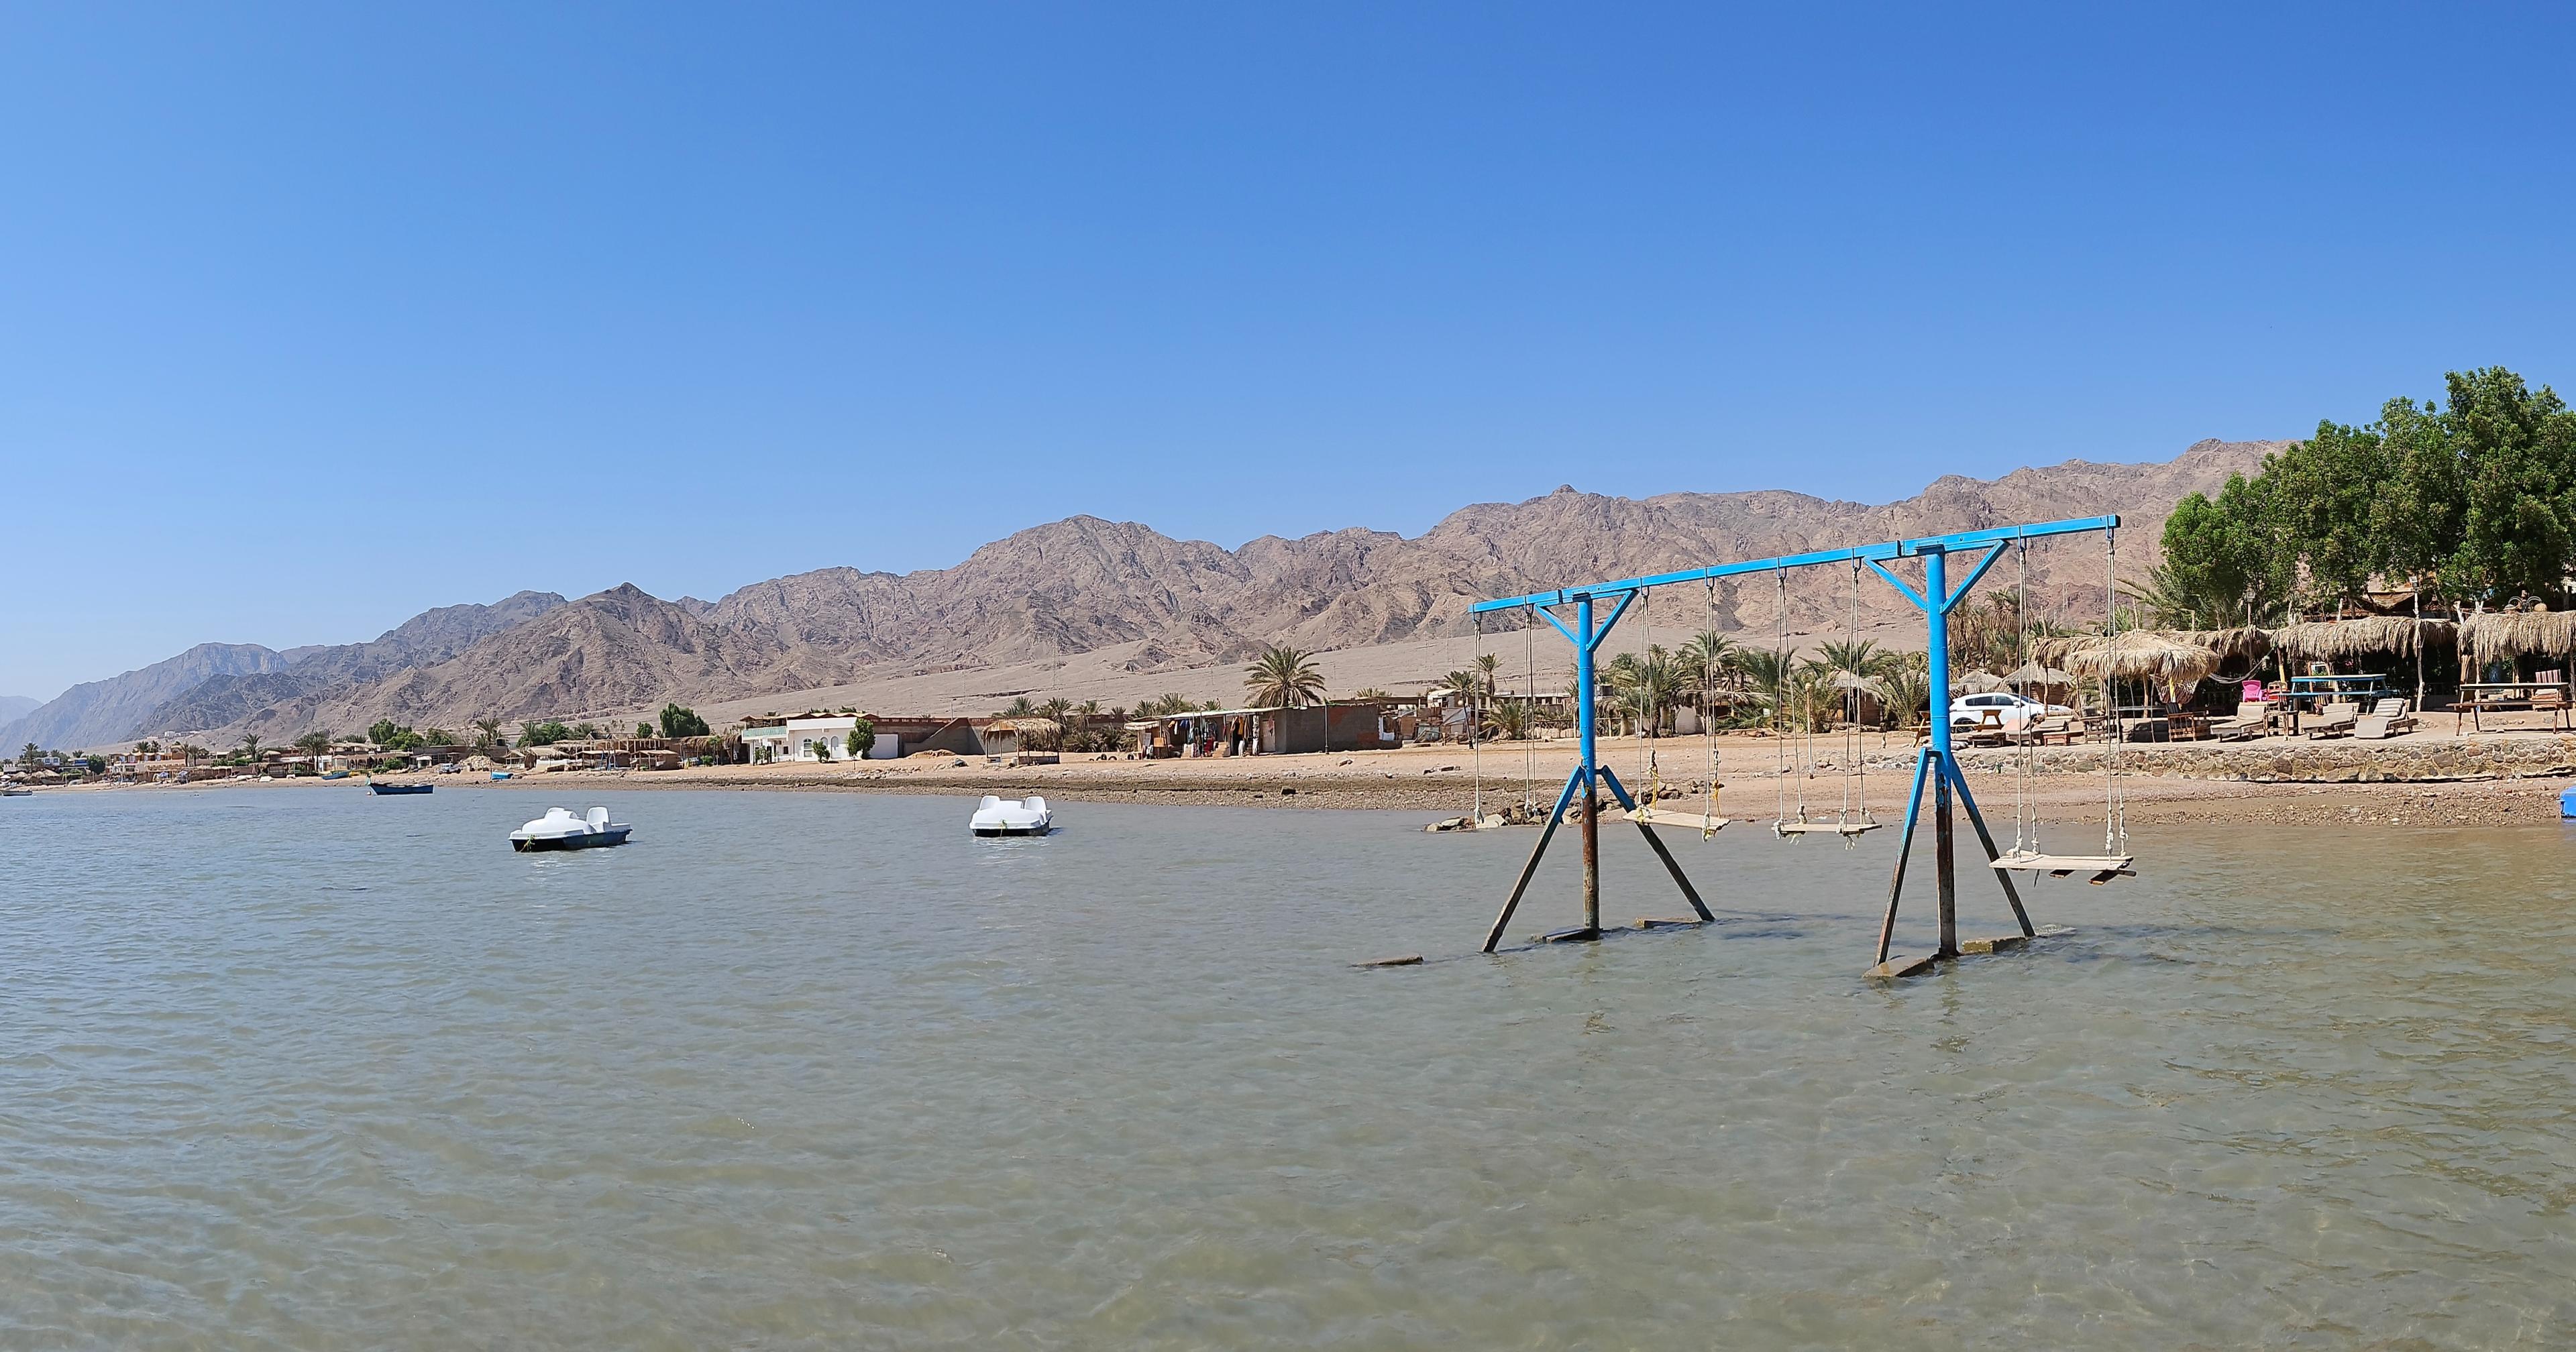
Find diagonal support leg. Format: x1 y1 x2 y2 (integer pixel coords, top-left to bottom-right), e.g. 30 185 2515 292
1483 767 1587 953
1876 748 1934 964
1941 758 2034 937
1598 767 1715 923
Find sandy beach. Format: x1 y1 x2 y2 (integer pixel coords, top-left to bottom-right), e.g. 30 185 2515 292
85 724 2576 828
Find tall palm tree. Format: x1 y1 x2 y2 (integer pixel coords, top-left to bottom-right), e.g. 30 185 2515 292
237 733 263 763
19 742 40 768
1730 648 1799 729
472 717 504 751
1244 644 1328 708
1474 653 1501 701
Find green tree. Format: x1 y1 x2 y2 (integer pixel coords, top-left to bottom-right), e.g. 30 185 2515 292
133 740 161 756
423 728 456 746
1244 644 1327 708
368 718 401 747
472 717 505 751
237 733 263 763
519 720 577 747
658 703 712 738
20 742 40 768
846 716 876 759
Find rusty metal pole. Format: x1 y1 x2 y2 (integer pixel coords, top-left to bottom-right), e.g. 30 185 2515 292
1924 547 1960 959
1576 594 1601 936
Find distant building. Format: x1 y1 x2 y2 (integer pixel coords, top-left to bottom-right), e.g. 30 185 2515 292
737 713 991 763
1129 701 1395 758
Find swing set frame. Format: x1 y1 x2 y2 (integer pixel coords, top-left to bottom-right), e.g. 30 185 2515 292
1468 514 2122 973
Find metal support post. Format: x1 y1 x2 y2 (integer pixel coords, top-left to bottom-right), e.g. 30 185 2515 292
1574 594 1601 937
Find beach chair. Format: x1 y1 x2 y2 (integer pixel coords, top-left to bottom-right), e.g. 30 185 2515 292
2304 701 2359 740
2211 701 2268 740
2532 685 2570 731
2355 697 2414 740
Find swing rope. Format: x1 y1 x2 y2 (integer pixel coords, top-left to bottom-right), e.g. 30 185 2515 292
1772 569 1793 828
1523 605 1538 818
1704 578 1723 838
1470 611 1484 823
1839 559 1872 830
2104 528 2129 856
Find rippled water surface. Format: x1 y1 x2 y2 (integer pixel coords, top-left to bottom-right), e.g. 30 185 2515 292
4 786 2573 1348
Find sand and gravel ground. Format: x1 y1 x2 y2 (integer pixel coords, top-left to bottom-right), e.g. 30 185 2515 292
107 726 2576 829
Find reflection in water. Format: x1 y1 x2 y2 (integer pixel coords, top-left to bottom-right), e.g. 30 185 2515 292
3 787 2571 1347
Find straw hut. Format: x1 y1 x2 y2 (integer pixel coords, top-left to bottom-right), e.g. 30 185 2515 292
2174 626 2273 671
2270 616 2455 667
981 717 1063 753
1954 669 2011 695
2461 610 2576 669
2062 632 2220 703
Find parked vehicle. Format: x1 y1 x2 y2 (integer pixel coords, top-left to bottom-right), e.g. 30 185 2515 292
1947 691 2069 733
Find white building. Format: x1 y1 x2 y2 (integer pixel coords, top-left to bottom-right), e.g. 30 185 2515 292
739 714 896 763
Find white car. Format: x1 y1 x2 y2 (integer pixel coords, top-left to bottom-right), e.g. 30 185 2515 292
1948 691 2070 733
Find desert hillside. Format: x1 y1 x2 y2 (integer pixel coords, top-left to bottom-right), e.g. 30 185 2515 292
8 439 2279 748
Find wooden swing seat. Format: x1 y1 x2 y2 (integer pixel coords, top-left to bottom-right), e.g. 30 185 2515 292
1989 850 2133 884
1773 817 1880 838
1626 806 1728 831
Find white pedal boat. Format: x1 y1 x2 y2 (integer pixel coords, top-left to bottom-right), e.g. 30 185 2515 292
510 806 632 852
970 795 1051 836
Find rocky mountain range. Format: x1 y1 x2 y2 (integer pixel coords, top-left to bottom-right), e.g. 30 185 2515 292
3 439 2279 750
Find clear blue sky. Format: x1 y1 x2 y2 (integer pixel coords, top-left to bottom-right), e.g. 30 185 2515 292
6 3 2575 700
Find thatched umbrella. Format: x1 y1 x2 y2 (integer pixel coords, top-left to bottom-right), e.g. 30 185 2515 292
2004 662 2072 690
1954 669 2011 695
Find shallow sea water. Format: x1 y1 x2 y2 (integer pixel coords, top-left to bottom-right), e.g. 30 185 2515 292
3 786 2572 1349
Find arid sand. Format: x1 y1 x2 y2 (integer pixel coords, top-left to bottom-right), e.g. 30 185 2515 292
120 726 2576 829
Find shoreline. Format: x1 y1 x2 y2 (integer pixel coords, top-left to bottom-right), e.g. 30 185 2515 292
47 730 2576 828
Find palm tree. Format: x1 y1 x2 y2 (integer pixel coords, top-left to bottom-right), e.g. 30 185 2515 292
19 742 40 769
1731 648 1800 729
1244 644 1327 709
2121 562 2238 630
1474 653 1501 701
472 717 504 752
237 733 263 763
1482 697 1534 741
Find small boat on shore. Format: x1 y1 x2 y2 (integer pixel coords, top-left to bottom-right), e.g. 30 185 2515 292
970 795 1051 837
490 771 513 781
509 806 631 852
0 787 31 797
369 782 433 795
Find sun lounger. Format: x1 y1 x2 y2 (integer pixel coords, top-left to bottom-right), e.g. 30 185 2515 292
2212 701 2268 740
2304 701 2359 740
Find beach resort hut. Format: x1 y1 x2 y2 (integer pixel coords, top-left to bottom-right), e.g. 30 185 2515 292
981 718 1062 757
2061 632 2220 710
2270 614 2457 706
2461 609 2576 679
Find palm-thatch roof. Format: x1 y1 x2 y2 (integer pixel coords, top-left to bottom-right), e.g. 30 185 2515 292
2270 616 2455 663
983 718 1062 737
2462 610 2576 665
1955 670 2011 694
2061 632 2220 685
2175 626 2273 665
2004 663 2073 687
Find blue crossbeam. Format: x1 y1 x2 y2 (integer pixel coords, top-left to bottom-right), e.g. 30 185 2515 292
1466 515 2119 615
